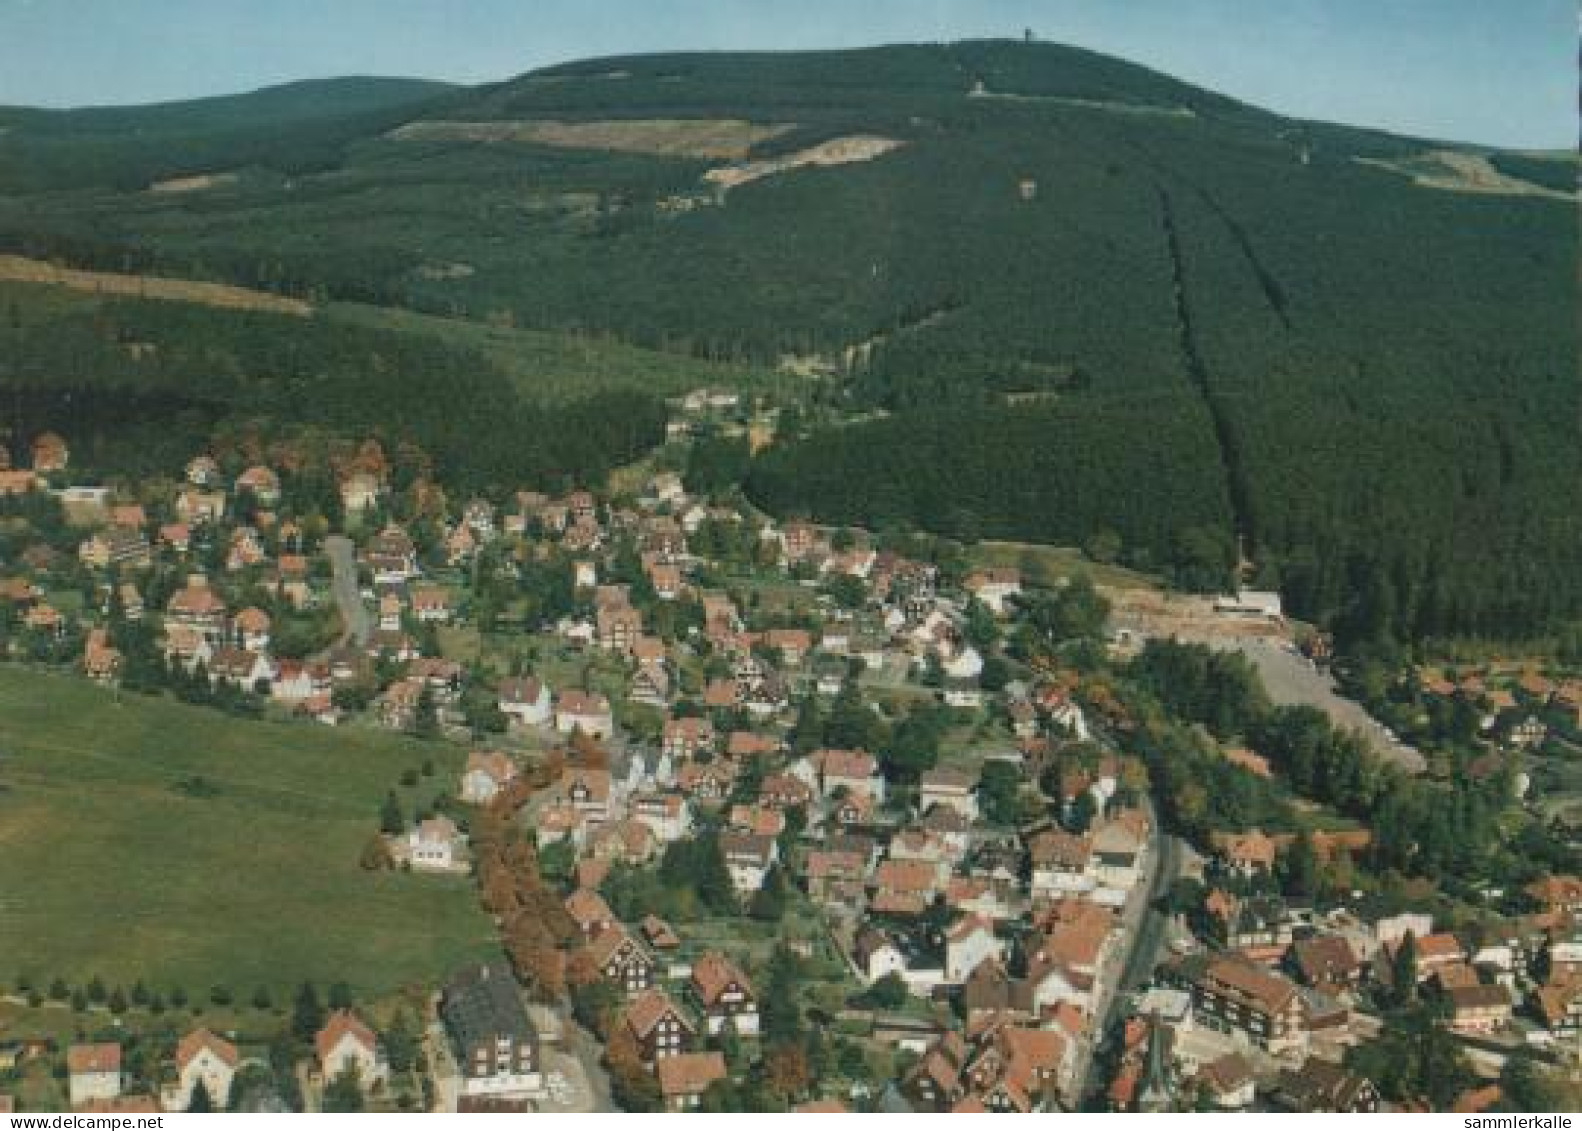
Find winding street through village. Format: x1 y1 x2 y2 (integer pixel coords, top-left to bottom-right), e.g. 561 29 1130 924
1074 794 1183 1105
325 534 373 650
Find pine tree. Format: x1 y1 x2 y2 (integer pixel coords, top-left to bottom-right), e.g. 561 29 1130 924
1279 830 1319 898
187 1079 214 1113
749 863 788 922
761 945 803 1046
695 832 736 914
323 1067 365 1113
789 695 823 756
1067 790 1098 834
1392 931 1419 1006
292 981 324 1043
385 1010 418 1074
414 684 438 738
379 791 405 836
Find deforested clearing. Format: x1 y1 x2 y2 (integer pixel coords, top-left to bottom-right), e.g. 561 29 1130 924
0 254 312 315
705 135 907 190
390 117 796 159
1357 148 1576 201
149 171 238 193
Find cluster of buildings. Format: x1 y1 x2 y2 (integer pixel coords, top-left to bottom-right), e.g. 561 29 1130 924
0 427 1171 1113
1094 857 1582 1112
32 1008 387 1115
561 890 760 1111
1414 664 1582 755
1 438 337 705
360 469 1162 1112
9 421 1579 1115
15 963 561 1115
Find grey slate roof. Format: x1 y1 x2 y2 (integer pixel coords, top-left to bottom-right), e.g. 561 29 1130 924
441 963 537 1051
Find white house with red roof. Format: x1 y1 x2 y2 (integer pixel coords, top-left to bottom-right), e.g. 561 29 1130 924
555 690 614 739
316 1010 388 1092
163 1029 238 1111
67 1044 122 1108
498 676 552 728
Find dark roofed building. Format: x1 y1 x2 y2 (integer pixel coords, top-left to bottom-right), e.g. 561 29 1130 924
441 964 544 1102
1270 1059 1379 1113
1289 934 1362 989
1165 952 1307 1056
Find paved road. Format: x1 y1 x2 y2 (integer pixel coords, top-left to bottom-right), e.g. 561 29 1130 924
1112 832 1180 1003
324 535 372 649
1216 637 1427 775
1072 797 1182 1104
424 1020 461 1113
559 1016 615 1113
294 1063 320 1113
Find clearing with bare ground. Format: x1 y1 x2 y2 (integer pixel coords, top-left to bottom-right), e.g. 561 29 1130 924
1357 149 1575 201
0 255 312 316
1106 587 1427 774
389 117 795 159
705 135 907 191
149 172 238 194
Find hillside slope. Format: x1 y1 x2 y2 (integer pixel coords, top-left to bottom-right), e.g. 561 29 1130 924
0 667 497 994
0 76 458 193
0 41 1575 645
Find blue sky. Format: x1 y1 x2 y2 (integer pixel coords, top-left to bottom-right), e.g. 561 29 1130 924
0 0 1573 147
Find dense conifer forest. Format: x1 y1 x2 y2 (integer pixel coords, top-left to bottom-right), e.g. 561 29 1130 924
0 41 1574 650
0 290 664 491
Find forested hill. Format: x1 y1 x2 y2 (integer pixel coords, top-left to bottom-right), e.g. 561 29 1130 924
0 76 460 193
0 40 1576 649
0 76 456 130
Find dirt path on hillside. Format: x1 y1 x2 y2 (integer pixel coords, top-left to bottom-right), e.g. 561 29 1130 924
0 254 312 315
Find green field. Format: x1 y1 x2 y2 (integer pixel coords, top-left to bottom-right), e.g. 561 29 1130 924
0 668 498 997
968 540 1156 592
327 301 788 406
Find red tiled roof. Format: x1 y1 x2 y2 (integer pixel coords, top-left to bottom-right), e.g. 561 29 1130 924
656 1052 726 1098
67 1044 121 1075
175 1029 238 1072
563 887 614 929
625 989 691 1041
315 1010 376 1064
690 952 752 1007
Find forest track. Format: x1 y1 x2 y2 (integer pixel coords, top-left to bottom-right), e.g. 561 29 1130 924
1189 187 1292 330
1157 188 1254 547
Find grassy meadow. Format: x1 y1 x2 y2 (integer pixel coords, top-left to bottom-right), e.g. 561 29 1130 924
326 301 789 405
0 668 498 998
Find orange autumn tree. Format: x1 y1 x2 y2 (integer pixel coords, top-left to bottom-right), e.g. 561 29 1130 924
764 1044 811 1100
473 774 583 998
605 1024 660 1111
